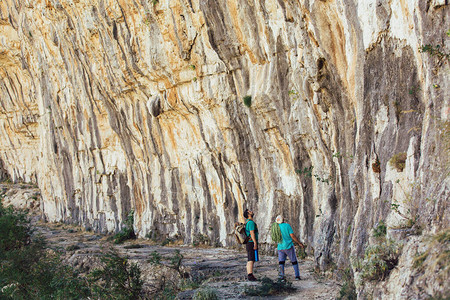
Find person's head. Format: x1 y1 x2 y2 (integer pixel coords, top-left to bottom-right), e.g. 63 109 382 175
243 209 254 219
276 215 284 224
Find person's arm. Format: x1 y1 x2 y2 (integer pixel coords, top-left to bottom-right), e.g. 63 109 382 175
290 233 304 248
250 230 258 250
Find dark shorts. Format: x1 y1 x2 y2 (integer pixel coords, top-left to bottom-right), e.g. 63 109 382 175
246 242 256 261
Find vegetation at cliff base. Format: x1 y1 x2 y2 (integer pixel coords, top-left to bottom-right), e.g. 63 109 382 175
0 198 144 299
337 268 357 300
89 252 143 299
113 210 136 244
0 198 90 299
353 222 402 283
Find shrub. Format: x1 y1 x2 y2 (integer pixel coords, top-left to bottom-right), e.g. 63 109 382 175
0 203 32 253
148 250 162 265
356 240 402 281
337 268 357 300
145 229 161 242
169 249 184 276
154 283 178 299
145 250 193 298
0 200 91 299
296 246 307 260
193 233 210 247
161 238 174 246
372 221 387 238
244 276 296 296
193 287 219 300
66 244 81 251
389 152 407 172
243 95 252 107
114 210 136 244
372 159 381 173
0 200 145 300
89 252 143 299
179 278 201 291
420 44 450 60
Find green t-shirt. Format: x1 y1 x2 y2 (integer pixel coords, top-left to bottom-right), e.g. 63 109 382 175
277 223 294 250
245 219 258 242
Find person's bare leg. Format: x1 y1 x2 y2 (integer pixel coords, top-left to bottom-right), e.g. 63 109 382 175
247 261 254 274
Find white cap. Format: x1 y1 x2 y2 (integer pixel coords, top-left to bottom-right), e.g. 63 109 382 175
276 215 283 224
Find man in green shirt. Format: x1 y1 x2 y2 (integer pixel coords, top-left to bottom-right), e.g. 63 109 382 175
244 209 258 281
276 215 304 280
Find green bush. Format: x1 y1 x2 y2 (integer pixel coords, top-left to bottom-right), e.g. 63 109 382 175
169 249 184 276
337 268 357 300
193 287 219 300
66 244 81 251
89 252 143 299
420 44 450 60
372 221 387 238
296 246 307 260
161 238 173 246
148 250 162 265
114 210 136 244
389 152 407 172
244 276 296 296
243 95 252 107
179 278 201 291
0 199 90 299
0 199 144 300
357 240 402 281
0 203 31 253
193 233 210 247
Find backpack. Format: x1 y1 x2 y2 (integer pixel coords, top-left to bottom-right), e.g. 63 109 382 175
234 222 250 244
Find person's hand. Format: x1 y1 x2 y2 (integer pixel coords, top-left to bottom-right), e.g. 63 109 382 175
254 243 258 250
298 242 305 248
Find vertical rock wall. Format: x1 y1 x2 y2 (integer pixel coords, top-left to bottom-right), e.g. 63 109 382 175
0 0 448 295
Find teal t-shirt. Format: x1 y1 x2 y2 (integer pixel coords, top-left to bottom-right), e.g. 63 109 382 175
245 219 258 242
277 223 294 250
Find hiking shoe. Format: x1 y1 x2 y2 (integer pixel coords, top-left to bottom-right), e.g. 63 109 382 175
295 276 301 280
278 276 286 283
247 274 257 281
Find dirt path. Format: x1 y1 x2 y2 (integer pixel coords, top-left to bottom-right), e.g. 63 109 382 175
35 221 340 299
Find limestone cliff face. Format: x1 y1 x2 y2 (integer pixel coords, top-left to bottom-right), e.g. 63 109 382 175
0 0 448 297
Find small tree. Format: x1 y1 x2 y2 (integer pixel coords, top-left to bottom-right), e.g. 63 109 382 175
89 252 143 299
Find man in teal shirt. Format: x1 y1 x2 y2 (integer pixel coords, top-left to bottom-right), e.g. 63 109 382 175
244 209 258 281
276 215 304 280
